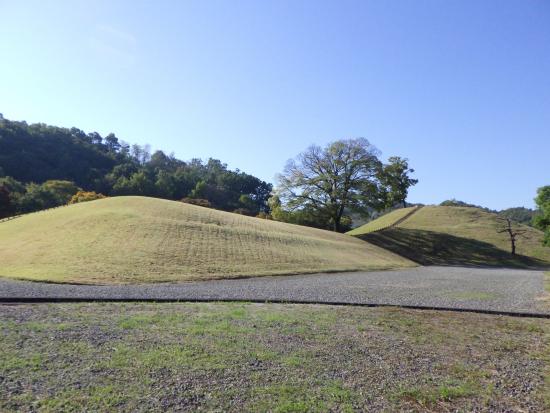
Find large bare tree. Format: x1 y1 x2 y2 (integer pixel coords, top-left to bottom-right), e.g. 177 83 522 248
276 138 382 232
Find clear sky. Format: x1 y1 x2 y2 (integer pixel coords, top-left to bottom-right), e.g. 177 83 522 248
0 0 548 210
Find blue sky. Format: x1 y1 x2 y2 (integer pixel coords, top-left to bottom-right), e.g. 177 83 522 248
0 0 548 209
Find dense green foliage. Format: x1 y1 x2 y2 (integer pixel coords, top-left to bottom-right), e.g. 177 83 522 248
275 139 418 232
0 116 272 216
0 185 13 219
377 157 418 209
533 186 550 246
0 178 79 214
499 207 540 226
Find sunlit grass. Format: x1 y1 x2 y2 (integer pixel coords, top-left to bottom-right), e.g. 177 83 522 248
0 196 414 284
347 206 418 235
399 206 550 263
354 206 550 267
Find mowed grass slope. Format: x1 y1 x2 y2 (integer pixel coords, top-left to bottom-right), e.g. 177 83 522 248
347 206 418 235
0 196 414 284
355 206 550 268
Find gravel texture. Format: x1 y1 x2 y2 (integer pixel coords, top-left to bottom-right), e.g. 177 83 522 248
1 266 548 315
1 302 549 412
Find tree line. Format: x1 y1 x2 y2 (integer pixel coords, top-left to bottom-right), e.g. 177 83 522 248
0 116 272 218
0 115 422 232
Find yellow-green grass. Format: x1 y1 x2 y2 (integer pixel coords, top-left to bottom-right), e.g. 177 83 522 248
347 206 418 235
355 206 550 268
0 196 414 284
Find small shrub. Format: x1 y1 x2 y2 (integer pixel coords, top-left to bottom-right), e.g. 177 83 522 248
233 208 254 216
69 191 106 204
181 198 211 208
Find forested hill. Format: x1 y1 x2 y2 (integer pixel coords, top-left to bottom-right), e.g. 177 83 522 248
0 115 272 216
0 116 118 186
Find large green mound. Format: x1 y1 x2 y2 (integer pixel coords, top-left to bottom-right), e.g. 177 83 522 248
0 196 414 284
352 206 550 268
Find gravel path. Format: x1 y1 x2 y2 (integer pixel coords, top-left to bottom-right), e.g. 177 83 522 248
1 266 547 315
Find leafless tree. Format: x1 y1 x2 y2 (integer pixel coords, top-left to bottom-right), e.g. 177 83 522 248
496 217 527 255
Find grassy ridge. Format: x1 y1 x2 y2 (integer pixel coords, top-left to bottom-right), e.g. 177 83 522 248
347 207 418 235
355 206 550 267
0 196 414 284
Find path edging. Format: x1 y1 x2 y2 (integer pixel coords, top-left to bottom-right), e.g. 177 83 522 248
1 297 549 319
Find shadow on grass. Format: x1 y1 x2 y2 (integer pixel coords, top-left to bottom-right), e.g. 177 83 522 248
358 228 548 269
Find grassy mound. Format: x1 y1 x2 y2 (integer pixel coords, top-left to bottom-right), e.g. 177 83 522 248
347 207 419 235
0 196 414 284
353 206 550 268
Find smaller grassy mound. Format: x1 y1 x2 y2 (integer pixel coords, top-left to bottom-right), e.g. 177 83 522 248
0 196 414 284
347 207 419 235
355 206 550 268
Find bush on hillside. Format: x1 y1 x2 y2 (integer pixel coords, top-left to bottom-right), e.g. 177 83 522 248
69 191 106 204
232 208 254 216
256 211 272 219
181 198 211 208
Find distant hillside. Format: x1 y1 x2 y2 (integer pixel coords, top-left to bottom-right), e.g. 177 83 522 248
0 116 118 187
0 116 272 216
0 196 414 284
439 200 539 227
350 206 550 268
499 207 539 226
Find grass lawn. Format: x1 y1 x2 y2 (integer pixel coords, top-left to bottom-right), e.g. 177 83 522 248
347 206 418 235
357 206 550 268
1 302 548 412
0 196 414 284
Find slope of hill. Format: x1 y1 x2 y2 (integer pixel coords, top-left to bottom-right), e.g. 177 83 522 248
351 206 550 268
347 206 420 235
0 196 415 284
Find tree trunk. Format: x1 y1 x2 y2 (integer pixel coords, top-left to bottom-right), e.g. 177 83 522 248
511 236 516 255
333 203 345 232
333 216 340 232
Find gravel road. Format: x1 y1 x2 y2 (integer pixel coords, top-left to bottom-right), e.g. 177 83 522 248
1 266 547 315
